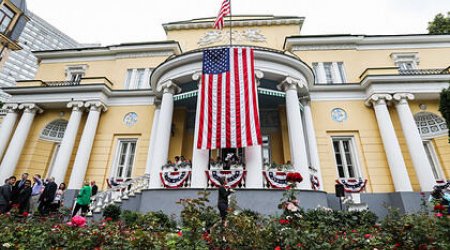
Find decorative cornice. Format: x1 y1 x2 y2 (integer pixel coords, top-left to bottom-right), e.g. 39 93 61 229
164 16 304 31
365 94 392 107
286 34 450 51
18 103 44 114
277 76 308 93
34 42 182 63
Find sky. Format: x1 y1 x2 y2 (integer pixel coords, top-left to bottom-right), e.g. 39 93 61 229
27 0 449 46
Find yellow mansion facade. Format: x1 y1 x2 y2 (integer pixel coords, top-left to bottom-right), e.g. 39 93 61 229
0 16 449 205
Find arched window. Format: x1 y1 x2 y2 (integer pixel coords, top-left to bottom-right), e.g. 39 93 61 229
40 119 68 142
414 112 448 139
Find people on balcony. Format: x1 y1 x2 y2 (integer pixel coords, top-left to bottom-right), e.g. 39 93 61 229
162 156 192 172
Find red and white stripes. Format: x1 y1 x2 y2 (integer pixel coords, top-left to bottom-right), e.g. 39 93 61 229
213 0 231 30
197 47 261 150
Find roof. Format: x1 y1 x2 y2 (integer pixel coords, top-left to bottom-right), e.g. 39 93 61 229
163 15 304 32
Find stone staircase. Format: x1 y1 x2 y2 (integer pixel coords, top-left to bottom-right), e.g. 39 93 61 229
87 174 149 217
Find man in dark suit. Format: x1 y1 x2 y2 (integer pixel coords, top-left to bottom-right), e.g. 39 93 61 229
0 177 14 213
38 177 57 215
11 173 29 205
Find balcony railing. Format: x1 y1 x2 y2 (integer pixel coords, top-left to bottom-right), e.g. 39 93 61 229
16 77 114 88
399 68 450 75
359 67 450 80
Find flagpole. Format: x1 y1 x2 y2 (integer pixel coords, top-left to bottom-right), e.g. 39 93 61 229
229 0 232 47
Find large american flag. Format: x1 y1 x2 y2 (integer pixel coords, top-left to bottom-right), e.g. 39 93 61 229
197 47 262 150
213 0 231 29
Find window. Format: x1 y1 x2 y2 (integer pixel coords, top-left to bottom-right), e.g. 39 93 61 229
0 5 15 33
414 112 448 139
312 62 346 84
113 140 137 179
390 52 419 71
423 141 445 180
332 137 361 179
124 68 152 89
261 135 271 165
40 120 68 142
65 64 88 83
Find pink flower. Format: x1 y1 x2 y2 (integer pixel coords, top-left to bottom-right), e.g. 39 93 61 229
364 234 371 239
274 246 281 250
71 215 87 227
435 212 443 218
22 212 29 217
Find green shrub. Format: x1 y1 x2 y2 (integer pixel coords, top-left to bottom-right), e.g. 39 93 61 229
103 204 121 221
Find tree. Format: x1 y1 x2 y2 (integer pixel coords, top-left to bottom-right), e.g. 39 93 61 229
439 86 450 143
428 12 450 34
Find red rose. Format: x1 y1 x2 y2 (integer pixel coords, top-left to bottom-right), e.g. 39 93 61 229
105 217 113 222
177 231 183 237
279 219 290 225
364 234 371 239
286 172 303 183
434 204 445 211
22 212 29 217
274 246 281 250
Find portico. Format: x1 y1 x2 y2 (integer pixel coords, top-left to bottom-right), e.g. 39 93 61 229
147 47 322 190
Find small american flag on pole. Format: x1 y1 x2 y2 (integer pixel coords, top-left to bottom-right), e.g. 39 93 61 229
213 0 231 29
197 47 262 150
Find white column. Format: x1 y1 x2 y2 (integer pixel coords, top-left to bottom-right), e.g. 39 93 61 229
50 102 84 185
316 63 327 83
394 93 435 191
149 81 181 188
331 62 343 84
277 77 311 190
0 104 19 161
302 99 324 190
366 94 413 192
145 108 160 175
68 102 106 189
245 146 263 188
0 104 42 182
191 74 209 188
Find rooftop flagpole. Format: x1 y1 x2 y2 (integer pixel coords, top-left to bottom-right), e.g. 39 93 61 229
229 0 232 46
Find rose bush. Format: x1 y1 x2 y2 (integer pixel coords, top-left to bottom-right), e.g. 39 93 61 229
0 190 449 249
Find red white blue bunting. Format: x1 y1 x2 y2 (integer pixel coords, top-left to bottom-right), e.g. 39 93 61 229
336 178 367 193
160 171 191 188
435 179 450 189
205 170 246 188
263 171 289 189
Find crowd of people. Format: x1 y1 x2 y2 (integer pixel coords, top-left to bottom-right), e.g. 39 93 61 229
0 173 99 217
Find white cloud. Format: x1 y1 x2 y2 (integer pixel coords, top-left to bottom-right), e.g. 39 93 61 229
27 0 449 46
